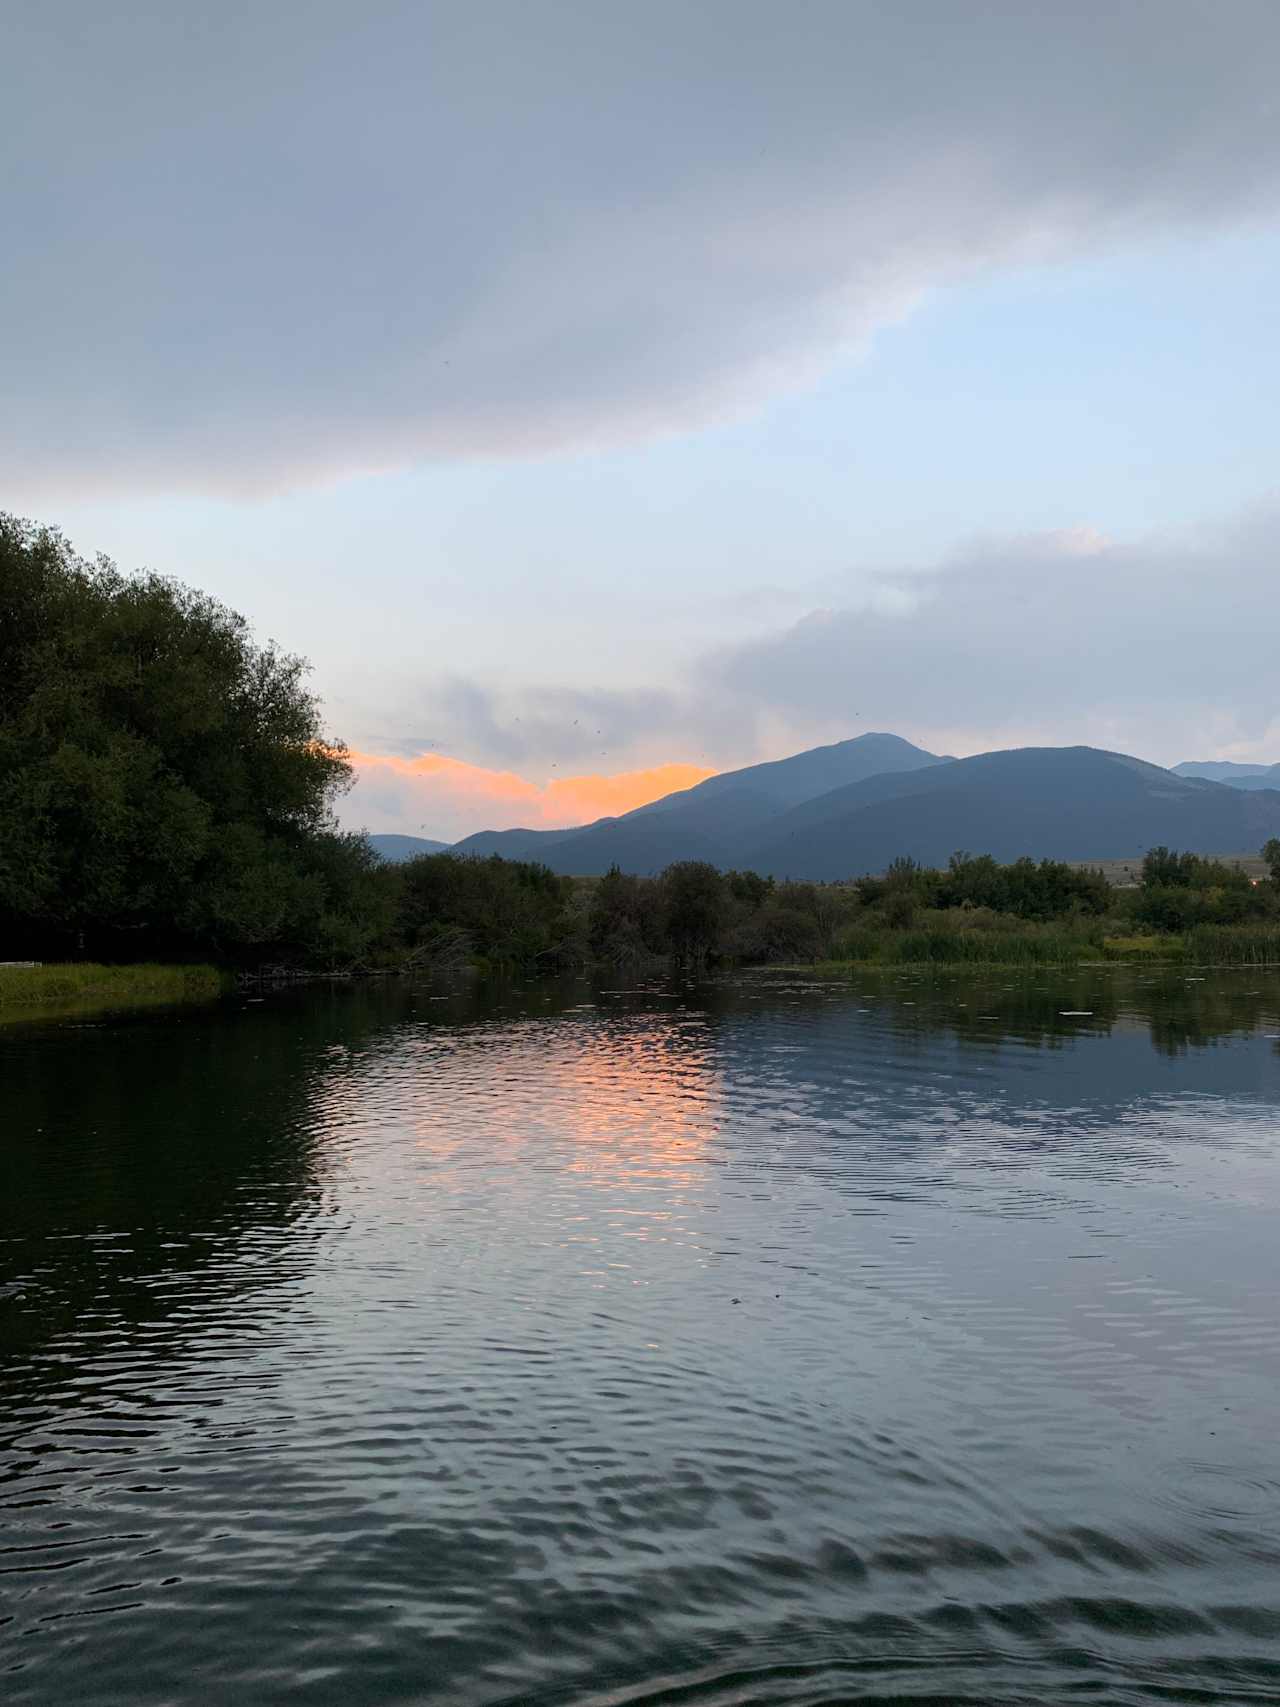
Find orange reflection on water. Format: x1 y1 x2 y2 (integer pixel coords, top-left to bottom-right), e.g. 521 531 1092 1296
537 1015 722 1185
398 1012 723 1191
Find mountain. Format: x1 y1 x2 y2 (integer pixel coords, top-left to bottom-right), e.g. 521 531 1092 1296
447 825 580 862
369 833 453 862
633 732 946 816
371 743 1280 879
745 746 1280 879
1174 760 1280 792
451 733 945 874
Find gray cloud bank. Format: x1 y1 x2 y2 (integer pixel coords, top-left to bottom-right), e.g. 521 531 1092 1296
401 505 1280 779
7 1 1280 495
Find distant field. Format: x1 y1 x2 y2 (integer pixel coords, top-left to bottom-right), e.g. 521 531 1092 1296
1074 854 1270 887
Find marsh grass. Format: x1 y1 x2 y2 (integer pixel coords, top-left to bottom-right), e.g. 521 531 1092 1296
827 922 1107 966
1100 933 1182 959
0 962 225 1022
1186 926 1280 966
813 921 1280 969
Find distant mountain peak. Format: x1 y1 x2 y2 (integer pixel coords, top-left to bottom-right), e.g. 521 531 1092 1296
368 833 452 862
1174 758 1280 791
376 739 1280 879
452 730 944 873
744 743 1280 880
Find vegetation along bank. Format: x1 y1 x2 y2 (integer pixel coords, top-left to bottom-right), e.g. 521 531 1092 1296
3 514 1279 985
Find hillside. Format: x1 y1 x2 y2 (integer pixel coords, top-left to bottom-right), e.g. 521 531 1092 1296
369 834 453 862
1174 760 1280 792
745 747 1280 879
451 733 944 874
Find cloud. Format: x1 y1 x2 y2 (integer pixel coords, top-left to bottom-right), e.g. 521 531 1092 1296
6 2 1280 496
371 502 1280 812
704 506 1280 763
342 750 715 841
349 675 755 779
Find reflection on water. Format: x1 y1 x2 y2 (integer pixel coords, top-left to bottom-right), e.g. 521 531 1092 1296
2 970 1279 1704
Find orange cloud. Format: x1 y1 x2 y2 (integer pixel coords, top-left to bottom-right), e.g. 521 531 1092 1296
343 749 716 841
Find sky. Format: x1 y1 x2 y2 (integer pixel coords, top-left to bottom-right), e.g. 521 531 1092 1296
5 1 1280 841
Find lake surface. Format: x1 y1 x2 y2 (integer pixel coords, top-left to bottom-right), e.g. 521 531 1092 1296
3 969 1279 1705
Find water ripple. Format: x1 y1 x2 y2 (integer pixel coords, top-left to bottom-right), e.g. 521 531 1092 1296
2 969 1279 1703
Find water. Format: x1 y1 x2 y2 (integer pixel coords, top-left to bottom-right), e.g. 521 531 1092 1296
3 969 1279 1705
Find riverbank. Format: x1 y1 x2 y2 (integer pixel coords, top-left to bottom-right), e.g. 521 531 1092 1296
0 962 226 1024
799 922 1280 970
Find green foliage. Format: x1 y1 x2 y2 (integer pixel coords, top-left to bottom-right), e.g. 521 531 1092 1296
936 853 1111 920
1186 924 1280 965
0 515 381 963
725 901 824 963
724 869 775 908
1133 846 1276 931
1100 933 1184 960
1141 846 1247 890
387 853 574 970
0 962 224 1021
885 855 922 890
661 861 729 963
829 914 1107 966
8 512 1277 983
588 866 666 965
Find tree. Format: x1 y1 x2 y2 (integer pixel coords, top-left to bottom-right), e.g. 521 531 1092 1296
1265 839 1280 888
1141 846 1201 888
0 514 367 961
390 853 572 969
588 865 665 965
661 861 728 964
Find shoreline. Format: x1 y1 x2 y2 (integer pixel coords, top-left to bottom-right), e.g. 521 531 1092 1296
0 963 227 1027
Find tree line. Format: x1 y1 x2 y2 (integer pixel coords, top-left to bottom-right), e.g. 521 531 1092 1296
3 515 1278 973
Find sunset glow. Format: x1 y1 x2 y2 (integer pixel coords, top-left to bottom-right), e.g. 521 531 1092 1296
345 749 716 841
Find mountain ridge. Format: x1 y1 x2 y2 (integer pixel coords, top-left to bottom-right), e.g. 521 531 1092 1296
745 746 1280 879
369 833 453 862
372 739 1280 879
450 732 944 873
1174 759 1280 792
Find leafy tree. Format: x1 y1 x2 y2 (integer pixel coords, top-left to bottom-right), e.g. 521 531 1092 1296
0 515 367 961
885 855 921 890
1141 847 1216 889
588 865 665 964
390 853 573 969
1133 845 1274 928
661 861 728 963
1264 839 1280 887
936 853 1109 921
725 869 774 908
724 900 822 963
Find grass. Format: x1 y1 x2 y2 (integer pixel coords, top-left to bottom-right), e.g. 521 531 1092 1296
1186 925 1280 966
807 920 1280 970
1100 933 1185 960
825 923 1108 967
0 962 226 1023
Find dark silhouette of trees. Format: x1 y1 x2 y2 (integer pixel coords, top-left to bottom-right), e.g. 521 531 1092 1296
0 514 383 962
661 861 729 964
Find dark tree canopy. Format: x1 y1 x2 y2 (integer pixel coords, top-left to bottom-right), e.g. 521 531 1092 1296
7 514 1276 975
387 852 573 969
0 515 382 960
